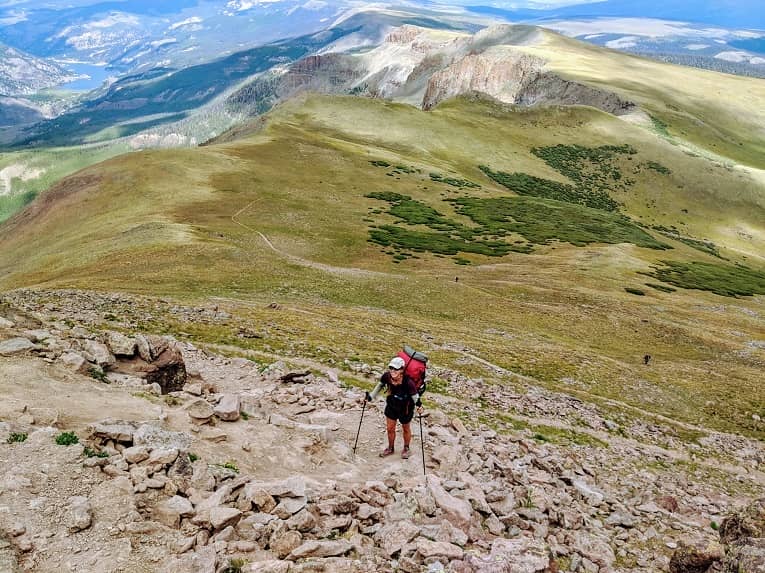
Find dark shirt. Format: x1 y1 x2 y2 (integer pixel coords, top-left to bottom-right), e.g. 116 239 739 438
380 371 419 400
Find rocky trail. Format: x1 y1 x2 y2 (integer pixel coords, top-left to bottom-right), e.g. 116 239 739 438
0 290 763 573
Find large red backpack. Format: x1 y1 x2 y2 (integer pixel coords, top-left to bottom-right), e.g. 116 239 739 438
397 345 428 392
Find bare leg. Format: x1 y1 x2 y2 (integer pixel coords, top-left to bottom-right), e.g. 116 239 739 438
386 417 397 449
402 422 412 447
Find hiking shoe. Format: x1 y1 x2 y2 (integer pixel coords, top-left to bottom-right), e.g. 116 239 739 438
401 446 411 459
379 447 394 457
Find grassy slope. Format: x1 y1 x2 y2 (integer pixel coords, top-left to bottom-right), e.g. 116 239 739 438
0 94 763 439
0 142 131 222
521 31 765 170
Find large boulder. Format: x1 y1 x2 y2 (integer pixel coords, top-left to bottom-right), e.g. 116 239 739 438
669 539 724 573
718 499 765 573
416 539 464 561
271 530 303 559
113 336 186 394
466 537 551 573
273 497 307 518
58 352 89 374
259 476 306 498
122 446 150 464
185 399 214 423
133 424 193 452
570 531 616 570
0 338 35 356
427 475 473 530
147 448 179 466
214 394 241 422
89 419 139 443
106 331 137 356
210 507 242 530
67 496 93 532
722 538 765 573
23 329 52 343
145 337 186 393
720 499 765 544
154 496 195 529
376 521 420 557
288 540 353 560
82 340 116 368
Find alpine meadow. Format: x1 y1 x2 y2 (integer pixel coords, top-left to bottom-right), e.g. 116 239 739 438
0 3 763 573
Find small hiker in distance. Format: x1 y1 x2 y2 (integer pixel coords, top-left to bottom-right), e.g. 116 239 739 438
366 354 425 459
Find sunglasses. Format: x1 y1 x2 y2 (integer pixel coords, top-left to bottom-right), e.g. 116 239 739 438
389 366 403 371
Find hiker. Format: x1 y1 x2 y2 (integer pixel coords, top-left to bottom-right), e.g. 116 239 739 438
644 354 652 365
365 356 424 459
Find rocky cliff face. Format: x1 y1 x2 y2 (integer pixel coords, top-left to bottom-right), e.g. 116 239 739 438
421 49 545 110
227 23 635 118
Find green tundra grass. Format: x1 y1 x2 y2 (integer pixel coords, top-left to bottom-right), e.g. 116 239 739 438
0 93 763 439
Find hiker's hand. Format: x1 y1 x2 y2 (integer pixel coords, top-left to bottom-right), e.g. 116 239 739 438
417 406 424 415
364 391 372 402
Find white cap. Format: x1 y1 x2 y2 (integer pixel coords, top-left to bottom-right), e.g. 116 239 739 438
388 356 405 370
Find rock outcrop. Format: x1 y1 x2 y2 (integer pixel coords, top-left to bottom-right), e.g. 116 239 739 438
227 23 636 120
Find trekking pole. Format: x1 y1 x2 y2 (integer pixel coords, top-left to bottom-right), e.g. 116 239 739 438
353 399 367 454
419 412 426 476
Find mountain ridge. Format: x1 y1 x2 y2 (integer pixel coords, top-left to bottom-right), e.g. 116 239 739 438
0 7 764 573
0 92 762 442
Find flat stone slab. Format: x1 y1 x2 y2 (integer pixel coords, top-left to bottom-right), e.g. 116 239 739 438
0 338 35 356
289 540 353 560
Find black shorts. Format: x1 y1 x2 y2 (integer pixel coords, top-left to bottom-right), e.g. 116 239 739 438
385 395 414 424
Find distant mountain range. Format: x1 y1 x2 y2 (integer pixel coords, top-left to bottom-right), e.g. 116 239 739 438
0 0 762 148
465 0 765 31
0 0 350 73
0 0 761 154
0 0 762 101
0 44 78 96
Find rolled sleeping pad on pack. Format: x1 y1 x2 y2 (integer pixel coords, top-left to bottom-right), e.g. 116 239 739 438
403 345 428 363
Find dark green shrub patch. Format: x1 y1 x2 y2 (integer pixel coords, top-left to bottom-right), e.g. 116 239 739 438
84 446 109 458
479 166 619 211
429 172 481 188
531 143 636 195
452 196 670 249
366 189 668 261
7 432 27 444
647 261 765 297
369 225 519 257
645 283 676 293
650 115 671 138
366 192 462 233
644 161 672 175
55 432 79 446
652 225 721 258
